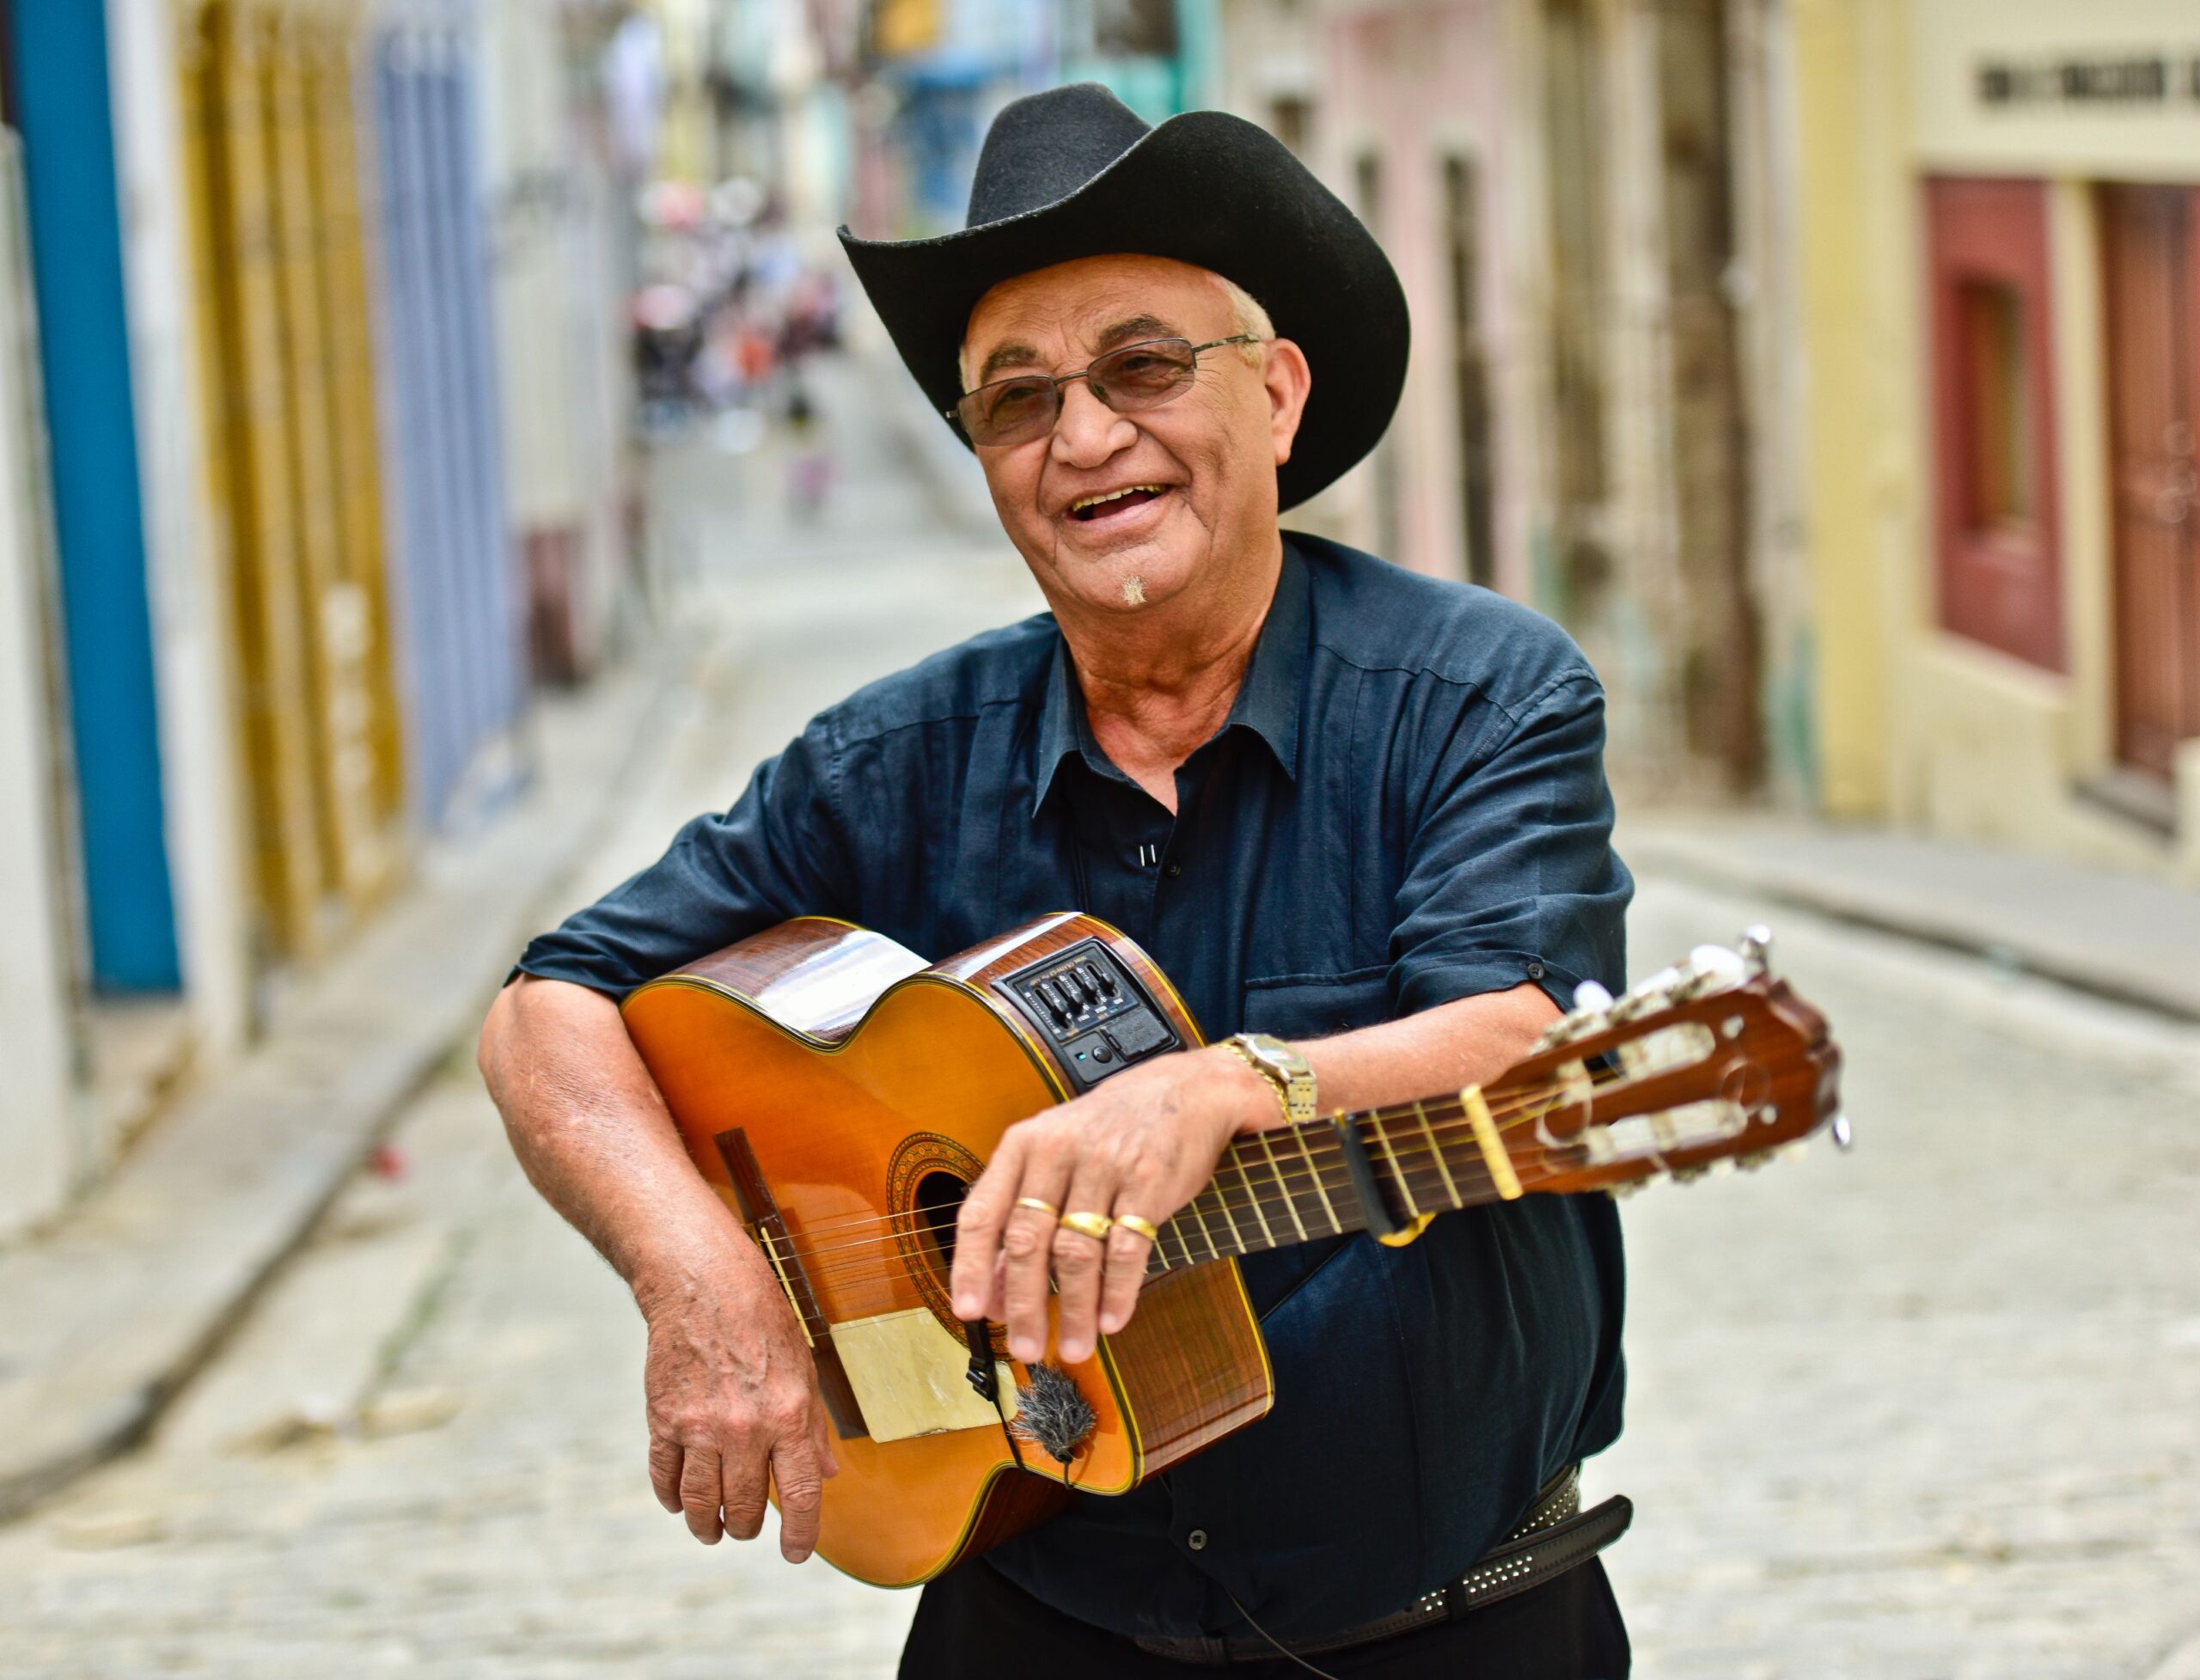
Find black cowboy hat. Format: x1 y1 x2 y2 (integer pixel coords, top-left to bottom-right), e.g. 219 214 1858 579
839 82 1409 510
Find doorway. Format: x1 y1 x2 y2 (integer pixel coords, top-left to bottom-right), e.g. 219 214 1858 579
2099 182 2200 783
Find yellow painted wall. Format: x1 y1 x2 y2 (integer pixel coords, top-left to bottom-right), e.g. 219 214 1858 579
1790 0 1891 816
1789 0 2200 880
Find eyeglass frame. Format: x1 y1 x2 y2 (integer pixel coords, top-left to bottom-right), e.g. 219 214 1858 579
944 334 1265 446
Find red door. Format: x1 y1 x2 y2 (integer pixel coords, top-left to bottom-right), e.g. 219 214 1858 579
2099 183 2200 780
1925 177 2065 672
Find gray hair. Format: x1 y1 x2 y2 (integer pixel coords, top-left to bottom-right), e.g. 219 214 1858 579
1215 275 1274 364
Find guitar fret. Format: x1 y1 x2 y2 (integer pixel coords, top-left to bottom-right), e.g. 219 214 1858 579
1186 1193 1224 1259
1292 1126 1344 1233
1229 1149 1276 1249
1372 1114 1423 1218
1412 1099 1463 1207
1209 1176 1249 1254
1256 1132 1310 1243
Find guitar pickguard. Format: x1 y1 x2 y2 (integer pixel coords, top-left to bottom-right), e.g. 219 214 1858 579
833 1309 1021 1444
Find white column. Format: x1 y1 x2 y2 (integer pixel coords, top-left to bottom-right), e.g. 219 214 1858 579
0 133 81 1239
106 0 255 1060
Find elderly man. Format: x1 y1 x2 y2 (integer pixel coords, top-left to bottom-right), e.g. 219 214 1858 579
481 84 1632 1677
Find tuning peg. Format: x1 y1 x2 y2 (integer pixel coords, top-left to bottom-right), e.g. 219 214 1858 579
1739 926 1773 975
1573 980 1615 1012
1830 1113 1853 1150
1604 1180 1643 1201
1669 1165 1709 1185
1735 1149 1771 1171
1611 970 1680 1019
1674 944 1747 999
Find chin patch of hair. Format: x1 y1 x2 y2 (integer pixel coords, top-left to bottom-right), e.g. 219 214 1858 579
1011 1363 1097 1463
1121 575 1146 606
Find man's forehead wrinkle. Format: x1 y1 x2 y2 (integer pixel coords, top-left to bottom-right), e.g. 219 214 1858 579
969 310 1189 388
1094 313 1181 351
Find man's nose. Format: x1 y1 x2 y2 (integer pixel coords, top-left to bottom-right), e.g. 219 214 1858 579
1050 379 1135 467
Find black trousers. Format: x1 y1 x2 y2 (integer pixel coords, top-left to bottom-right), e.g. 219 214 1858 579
900 1557 1630 1680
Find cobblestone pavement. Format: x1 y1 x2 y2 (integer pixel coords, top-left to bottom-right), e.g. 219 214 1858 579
5 369 2197 1677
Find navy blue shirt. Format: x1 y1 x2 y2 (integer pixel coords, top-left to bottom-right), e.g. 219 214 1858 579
515 535 1631 1641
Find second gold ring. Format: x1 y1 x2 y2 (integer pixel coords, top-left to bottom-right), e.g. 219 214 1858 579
1058 1210 1114 1241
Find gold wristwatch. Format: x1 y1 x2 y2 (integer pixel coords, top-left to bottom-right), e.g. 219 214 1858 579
1225 1031 1317 1125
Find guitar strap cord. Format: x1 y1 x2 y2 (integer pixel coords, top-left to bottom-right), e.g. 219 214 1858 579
962 1318 1030 1478
1222 1591 1344 1680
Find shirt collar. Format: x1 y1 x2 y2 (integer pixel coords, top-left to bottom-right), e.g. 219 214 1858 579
1030 541 1310 816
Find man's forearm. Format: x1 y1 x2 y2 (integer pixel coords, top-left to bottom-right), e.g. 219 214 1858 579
1285 984 1559 1122
478 975 753 1304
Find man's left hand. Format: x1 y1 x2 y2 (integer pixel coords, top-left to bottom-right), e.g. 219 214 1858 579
950 1046 1278 1365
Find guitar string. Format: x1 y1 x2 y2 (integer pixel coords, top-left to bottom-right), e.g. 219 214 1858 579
744 1073 1586 1275
764 1097 1560 1335
743 1058 1627 1274
762 1074 1580 1330
743 1056 1620 1255
725 1051 1636 1257
746 1074 1631 1294
772 1059 1807 1305
720 1049 1635 1249
755 1083 1597 1296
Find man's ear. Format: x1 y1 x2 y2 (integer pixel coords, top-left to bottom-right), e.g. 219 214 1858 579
1263 339 1313 467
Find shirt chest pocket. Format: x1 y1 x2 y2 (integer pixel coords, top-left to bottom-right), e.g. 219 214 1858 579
1240 965 1395 1040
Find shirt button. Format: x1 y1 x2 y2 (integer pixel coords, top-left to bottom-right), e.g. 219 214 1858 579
1164 862 1182 878
1526 962 1546 980
1186 1529 1208 1551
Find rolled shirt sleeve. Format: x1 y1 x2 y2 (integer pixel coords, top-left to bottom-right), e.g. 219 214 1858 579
1388 669 1630 1017
510 718 851 999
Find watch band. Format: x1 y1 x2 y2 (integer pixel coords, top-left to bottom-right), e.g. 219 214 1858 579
1226 1032 1318 1126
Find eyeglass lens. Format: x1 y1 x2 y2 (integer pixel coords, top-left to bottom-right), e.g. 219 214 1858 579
961 339 1201 445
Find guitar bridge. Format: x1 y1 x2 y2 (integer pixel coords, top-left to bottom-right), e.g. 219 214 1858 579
713 1127 871 1438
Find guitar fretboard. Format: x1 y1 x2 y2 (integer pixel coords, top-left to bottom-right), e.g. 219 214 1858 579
1141 1093 1543 1274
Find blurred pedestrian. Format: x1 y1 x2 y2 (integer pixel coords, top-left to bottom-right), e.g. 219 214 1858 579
782 381 832 522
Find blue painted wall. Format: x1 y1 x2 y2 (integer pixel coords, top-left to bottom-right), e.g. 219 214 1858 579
8 0 180 991
372 23 522 829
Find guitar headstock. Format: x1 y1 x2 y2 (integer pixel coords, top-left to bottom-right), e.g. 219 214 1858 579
1494 927 1845 1197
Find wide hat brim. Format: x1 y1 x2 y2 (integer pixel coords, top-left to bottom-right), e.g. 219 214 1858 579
839 107 1409 511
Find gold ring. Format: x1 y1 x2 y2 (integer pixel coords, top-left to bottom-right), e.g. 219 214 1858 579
1114 1213 1161 1243
1015 1196 1061 1219
1059 1210 1114 1241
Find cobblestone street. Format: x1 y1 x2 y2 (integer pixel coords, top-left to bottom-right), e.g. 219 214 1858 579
4 368 2197 1678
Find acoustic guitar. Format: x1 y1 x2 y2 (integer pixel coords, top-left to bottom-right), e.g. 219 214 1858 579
620 913 1842 1587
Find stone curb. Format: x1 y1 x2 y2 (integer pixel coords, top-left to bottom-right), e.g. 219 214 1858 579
1625 822 2200 1025
0 655 685 1524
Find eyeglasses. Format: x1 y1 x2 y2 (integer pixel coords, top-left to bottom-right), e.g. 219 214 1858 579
948 335 1262 447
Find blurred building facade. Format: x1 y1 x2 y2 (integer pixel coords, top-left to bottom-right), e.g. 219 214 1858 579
0 0 636 1240
1794 0 2200 883
1213 0 1812 807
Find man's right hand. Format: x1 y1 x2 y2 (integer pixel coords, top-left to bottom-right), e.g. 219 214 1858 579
478 977 839 1561
637 1241 840 1562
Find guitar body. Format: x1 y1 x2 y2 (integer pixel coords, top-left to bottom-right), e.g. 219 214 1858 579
620 913 1274 1588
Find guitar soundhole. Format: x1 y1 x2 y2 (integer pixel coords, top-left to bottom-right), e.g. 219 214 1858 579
911 1171 969 1280
885 1133 1005 1352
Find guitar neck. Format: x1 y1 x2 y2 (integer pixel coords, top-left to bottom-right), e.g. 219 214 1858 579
1144 1090 1537 1276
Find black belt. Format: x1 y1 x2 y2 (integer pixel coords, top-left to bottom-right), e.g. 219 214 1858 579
1131 1467 1633 1668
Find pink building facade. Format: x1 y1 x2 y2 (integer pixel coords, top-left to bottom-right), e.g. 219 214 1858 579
1218 0 1813 801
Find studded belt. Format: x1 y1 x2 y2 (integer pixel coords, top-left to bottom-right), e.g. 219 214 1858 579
1129 1466 1633 1668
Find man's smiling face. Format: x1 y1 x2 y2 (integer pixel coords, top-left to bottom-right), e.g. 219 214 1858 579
960 254 1311 618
